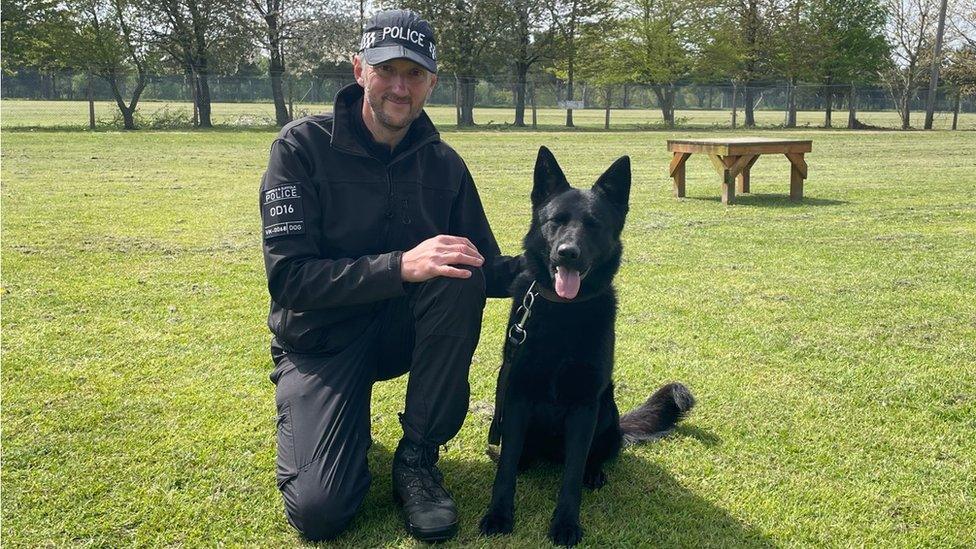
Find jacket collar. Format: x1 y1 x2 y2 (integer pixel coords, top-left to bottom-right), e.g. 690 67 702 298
330 83 440 159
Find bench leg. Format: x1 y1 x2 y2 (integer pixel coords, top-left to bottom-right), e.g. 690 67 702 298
785 153 807 202
722 169 736 205
737 155 759 194
790 166 803 201
670 152 691 198
737 169 750 194
674 162 686 198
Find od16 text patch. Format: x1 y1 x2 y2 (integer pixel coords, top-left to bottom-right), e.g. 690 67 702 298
263 184 305 239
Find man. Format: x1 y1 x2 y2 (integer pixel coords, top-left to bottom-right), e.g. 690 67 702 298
259 9 518 543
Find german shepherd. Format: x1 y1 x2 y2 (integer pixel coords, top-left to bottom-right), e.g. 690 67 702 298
479 147 695 546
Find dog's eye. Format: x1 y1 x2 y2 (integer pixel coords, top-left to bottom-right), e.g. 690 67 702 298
583 216 601 228
549 214 570 225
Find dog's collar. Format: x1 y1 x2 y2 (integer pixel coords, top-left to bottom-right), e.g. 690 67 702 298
507 279 604 346
534 284 602 304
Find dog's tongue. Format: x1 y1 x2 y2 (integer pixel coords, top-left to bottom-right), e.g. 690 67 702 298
554 266 581 300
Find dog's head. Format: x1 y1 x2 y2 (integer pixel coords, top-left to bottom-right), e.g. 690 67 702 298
523 146 631 300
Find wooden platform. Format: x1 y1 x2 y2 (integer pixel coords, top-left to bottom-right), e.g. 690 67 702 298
667 138 813 204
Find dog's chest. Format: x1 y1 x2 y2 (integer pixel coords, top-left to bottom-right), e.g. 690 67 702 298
508 307 612 405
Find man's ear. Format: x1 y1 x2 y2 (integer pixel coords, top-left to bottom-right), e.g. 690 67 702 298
592 155 631 213
353 54 366 87
426 73 437 101
532 146 570 207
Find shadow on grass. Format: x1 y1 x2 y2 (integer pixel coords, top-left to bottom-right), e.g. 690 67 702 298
686 194 847 208
306 432 772 548
674 424 722 447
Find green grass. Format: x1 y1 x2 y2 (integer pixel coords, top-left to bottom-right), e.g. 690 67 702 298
3 98 974 130
2 126 975 547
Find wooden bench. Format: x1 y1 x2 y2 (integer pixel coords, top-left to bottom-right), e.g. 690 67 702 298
667 138 812 205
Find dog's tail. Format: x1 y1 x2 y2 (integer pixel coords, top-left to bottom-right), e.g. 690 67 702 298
619 382 695 446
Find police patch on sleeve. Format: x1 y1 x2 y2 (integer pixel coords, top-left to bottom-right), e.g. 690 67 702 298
262 184 305 239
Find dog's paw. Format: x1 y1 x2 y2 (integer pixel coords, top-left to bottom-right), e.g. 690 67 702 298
583 468 607 490
548 517 583 546
479 510 514 536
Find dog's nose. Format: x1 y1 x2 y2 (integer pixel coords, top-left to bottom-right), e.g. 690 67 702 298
556 244 580 260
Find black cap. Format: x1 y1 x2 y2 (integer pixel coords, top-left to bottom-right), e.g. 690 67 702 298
358 10 437 74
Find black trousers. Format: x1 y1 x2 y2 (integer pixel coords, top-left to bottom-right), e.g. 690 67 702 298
270 269 486 541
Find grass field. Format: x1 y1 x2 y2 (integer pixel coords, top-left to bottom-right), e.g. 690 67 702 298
3 98 974 130
2 124 975 547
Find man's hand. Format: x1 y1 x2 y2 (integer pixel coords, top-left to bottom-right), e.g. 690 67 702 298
401 235 484 282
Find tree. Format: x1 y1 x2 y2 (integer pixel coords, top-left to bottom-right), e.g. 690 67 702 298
152 0 246 127
547 0 614 127
286 7 358 103
617 0 696 128
247 0 348 126
807 0 890 128
72 0 158 129
499 0 556 126
881 0 939 129
691 6 746 126
712 0 778 127
1 1 77 75
769 0 818 127
942 46 976 128
576 18 627 128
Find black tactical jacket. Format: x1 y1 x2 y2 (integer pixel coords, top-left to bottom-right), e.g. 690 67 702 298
260 83 518 353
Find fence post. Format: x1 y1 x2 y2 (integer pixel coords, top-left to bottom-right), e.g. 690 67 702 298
530 81 537 129
287 75 294 121
952 88 960 130
731 81 738 129
87 72 96 130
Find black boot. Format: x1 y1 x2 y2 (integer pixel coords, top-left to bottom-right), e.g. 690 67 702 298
392 438 459 542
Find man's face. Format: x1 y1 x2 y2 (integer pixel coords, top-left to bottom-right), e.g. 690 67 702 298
354 56 437 132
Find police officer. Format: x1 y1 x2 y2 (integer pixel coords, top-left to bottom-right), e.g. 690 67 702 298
259 9 518 543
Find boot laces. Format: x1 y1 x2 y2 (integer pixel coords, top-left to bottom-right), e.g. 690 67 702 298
405 446 448 500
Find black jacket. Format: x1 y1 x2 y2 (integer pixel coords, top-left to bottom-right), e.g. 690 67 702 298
260 83 518 353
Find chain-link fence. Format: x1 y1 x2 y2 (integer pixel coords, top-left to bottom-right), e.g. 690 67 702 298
2 69 973 130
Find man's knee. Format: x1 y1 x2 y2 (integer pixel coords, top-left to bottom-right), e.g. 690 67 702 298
426 266 486 305
286 485 363 541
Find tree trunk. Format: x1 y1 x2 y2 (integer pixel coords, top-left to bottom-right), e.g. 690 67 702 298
924 0 949 129
88 73 96 130
604 85 612 129
744 82 756 127
847 82 857 129
651 84 675 128
899 78 913 129
104 70 147 130
622 84 630 108
270 63 289 126
823 78 833 128
566 60 575 127
195 66 213 128
458 76 475 126
266 10 290 127
514 62 528 127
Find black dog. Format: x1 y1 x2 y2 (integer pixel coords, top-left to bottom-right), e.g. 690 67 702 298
479 147 695 546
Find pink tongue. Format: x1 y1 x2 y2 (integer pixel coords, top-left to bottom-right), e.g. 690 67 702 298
555 266 581 299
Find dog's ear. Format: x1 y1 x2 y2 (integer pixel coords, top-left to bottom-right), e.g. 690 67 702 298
532 146 570 206
592 155 631 213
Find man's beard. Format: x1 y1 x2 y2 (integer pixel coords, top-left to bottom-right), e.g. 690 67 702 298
365 87 420 131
